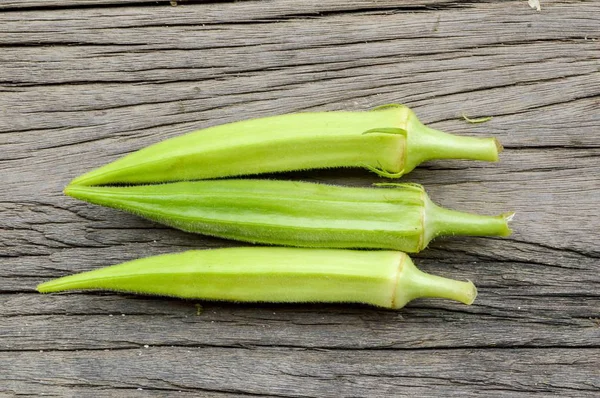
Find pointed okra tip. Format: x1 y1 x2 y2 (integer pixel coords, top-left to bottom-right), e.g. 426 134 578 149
63 185 82 204
36 272 88 294
36 281 53 294
67 160 121 187
63 183 102 204
67 171 97 187
63 183 84 199
36 279 63 294
36 268 105 294
63 184 74 198
67 156 129 187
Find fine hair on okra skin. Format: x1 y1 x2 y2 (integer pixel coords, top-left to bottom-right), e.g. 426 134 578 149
37 247 478 310
64 180 513 253
68 104 502 186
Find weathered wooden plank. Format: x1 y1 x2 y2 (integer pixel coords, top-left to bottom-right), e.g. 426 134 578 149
2 2 597 47
1 2 598 57
0 0 551 12
2 294 599 352
2 70 598 147
3 347 599 397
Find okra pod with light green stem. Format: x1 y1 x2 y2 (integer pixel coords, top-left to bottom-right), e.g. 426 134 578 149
37 247 477 309
70 104 502 186
64 180 512 252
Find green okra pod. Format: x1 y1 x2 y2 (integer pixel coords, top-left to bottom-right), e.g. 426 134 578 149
65 180 512 252
70 104 501 186
37 247 477 309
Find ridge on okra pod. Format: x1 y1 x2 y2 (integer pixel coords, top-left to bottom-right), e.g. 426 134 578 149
69 104 502 186
37 247 478 309
64 180 512 253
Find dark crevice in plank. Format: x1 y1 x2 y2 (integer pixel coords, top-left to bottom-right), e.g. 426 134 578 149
0 41 271 51
3 35 592 57
0 43 148 49
3 377 278 397
0 0 243 12
520 292 600 298
439 90 600 121
7 379 291 398
3 343 600 354
497 237 600 259
3 300 594 319
415 72 600 111
35 133 124 151
0 0 500 14
505 145 600 149
265 37 599 58
0 290 35 294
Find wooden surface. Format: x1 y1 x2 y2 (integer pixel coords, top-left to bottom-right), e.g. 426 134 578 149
2 0 599 396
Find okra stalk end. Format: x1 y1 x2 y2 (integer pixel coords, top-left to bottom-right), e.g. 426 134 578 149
403 111 502 173
423 198 513 248
393 255 477 309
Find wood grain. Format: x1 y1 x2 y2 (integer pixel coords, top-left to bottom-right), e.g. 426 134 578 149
1 0 599 396
3 348 599 397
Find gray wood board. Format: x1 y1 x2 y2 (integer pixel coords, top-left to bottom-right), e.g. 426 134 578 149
1 0 599 396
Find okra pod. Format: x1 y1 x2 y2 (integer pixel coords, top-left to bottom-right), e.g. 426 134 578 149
37 247 477 309
64 180 512 252
70 104 501 186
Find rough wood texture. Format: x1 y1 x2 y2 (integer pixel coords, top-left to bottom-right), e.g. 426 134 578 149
1 0 599 396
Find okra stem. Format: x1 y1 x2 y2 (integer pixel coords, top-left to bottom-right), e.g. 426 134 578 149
404 122 501 174
36 247 477 309
394 260 477 308
425 202 513 241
